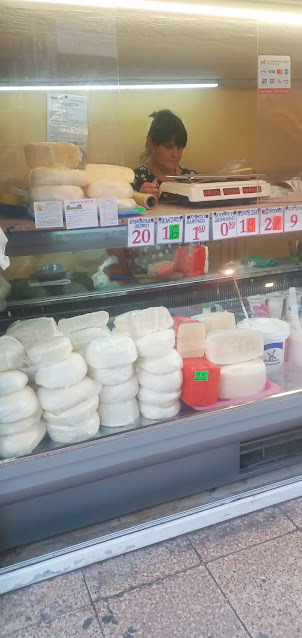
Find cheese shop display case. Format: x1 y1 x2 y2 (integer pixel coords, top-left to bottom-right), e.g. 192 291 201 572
2 0 302 567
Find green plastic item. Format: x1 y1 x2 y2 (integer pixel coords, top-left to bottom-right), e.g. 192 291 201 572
242 256 280 268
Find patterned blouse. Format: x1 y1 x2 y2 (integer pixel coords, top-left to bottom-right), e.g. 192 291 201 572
132 165 196 192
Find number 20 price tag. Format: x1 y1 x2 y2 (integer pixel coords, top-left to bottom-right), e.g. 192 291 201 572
260 207 284 235
284 205 302 233
128 217 155 247
157 215 184 244
212 210 237 240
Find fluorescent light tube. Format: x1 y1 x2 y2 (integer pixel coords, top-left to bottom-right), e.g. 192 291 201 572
0 82 218 92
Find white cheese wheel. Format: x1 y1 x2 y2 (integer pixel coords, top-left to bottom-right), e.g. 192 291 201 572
173 317 205 358
43 395 99 427
0 420 46 459
139 349 183 375
205 329 264 365
137 386 181 407
27 336 73 366
86 181 133 199
192 311 236 335
30 167 89 187
24 143 82 169
38 377 100 413
115 306 173 338
85 334 137 369
139 401 181 420
86 164 134 184
135 329 175 359
35 353 87 389
98 399 139 428
0 409 42 436
219 358 267 400
0 371 28 396
137 367 183 394
88 363 133 386
58 311 109 335
0 336 25 373
71 327 110 357
46 411 100 444
7 317 61 350
0 387 40 424
117 198 137 211
29 185 84 204
99 375 138 404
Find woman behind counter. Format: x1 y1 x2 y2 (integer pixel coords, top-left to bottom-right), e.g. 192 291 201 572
133 109 196 196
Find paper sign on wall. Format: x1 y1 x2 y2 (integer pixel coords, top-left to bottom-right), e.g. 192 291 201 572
64 199 98 229
47 93 88 157
128 217 155 247
258 55 291 94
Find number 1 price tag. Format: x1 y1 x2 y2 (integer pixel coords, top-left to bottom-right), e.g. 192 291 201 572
157 215 184 244
260 207 284 234
237 208 259 236
212 210 237 240
184 213 209 243
128 216 155 248
284 205 302 233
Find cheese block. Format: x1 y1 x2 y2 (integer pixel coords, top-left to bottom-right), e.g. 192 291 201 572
30 167 89 187
46 411 100 444
135 329 175 359
71 327 110 358
58 311 109 335
27 336 73 366
98 398 139 427
139 401 181 420
115 306 173 338
117 198 137 211
99 375 138 404
88 363 133 386
0 336 25 373
29 185 84 204
192 311 236 335
138 386 181 407
86 164 135 184
38 377 100 413
0 409 42 436
85 334 137 369
0 420 46 458
205 329 264 365
137 367 183 394
0 371 28 396
219 358 266 400
43 395 99 427
86 181 133 199
139 349 183 375
7 317 61 350
35 353 87 389
24 143 82 169
0 387 40 423
173 317 206 358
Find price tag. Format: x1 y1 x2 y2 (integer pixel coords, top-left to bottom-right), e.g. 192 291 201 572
212 210 237 240
65 198 98 229
157 215 183 244
194 370 209 381
128 216 155 248
284 205 302 233
184 213 209 243
34 201 64 229
236 208 259 236
99 198 118 227
260 207 284 235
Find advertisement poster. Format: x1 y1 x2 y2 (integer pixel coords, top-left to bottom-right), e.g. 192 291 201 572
47 93 88 157
258 55 291 94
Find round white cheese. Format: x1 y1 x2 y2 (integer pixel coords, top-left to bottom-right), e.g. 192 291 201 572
0 336 25 373
0 420 46 458
27 336 73 366
43 395 99 427
46 411 100 444
114 306 173 338
98 399 139 428
137 386 181 407
38 377 100 413
85 334 137 369
219 358 267 400
0 387 40 424
137 367 183 394
58 311 109 335
24 142 82 169
7 317 61 350
35 352 87 389
139 349 183 375
99 375 138 404
138 401 181 420
85 181 133 199
86 164 135 184
29 185 84 204
0 370 28 396
0 409 42 436
135 329 175 359
117 198 137 211
88 363 133 386
30 167 89 187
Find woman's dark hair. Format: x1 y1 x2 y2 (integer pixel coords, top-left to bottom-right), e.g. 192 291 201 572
141 109 187 162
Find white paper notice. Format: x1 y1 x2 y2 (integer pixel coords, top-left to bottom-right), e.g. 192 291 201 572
47 93 88 157
236 209 259 237
99 198 118 227
258 55 291 94
157 215 184 244
260 207 284 235
284 205 302 233
212 211 237 240
128 217 155 248
184 213 210 243
0 228 10 271
64 199 98 230
34 201 64 229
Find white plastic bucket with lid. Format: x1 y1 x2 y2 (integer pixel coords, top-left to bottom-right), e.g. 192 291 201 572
238 318 290 368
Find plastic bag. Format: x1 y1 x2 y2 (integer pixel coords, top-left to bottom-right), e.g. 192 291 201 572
91 256 119 291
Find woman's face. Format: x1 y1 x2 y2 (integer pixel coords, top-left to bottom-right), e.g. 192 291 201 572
148 138 184 172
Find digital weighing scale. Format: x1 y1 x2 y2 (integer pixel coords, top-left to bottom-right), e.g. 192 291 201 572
159 174 271 205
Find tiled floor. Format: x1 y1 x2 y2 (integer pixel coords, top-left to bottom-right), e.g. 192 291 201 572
2 497 302 637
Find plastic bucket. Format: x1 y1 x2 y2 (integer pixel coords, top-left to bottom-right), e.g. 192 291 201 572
238 318 290 369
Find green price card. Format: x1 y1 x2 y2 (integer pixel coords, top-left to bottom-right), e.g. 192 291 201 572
194 370 209 381
169 224 180 240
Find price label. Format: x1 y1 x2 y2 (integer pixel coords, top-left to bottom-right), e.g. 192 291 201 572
194 370 209 381
65 198 98 229
236 208 259 236
260 207 284 235
157 215 184 244
184 213 210 243
212 210 237 240
128 216 155 247
284 205 302 233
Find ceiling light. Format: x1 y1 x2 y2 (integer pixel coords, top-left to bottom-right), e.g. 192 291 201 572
0 82 218 92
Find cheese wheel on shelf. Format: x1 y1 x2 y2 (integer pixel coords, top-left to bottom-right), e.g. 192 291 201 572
71 327 110 357
30 167 89 187
88 363 134 386
0 371 28 396
137 386 181 407
139 401 181 420
86 181 133 199
86 164 134 184
0 387 40 424
99 375 138 404
219 358 266 400
139 349 183 375
192 311 236 335
46 411 100 444
117 198 137 211
85 334 137 369
0 420 46 458
135 329 175 359
115 306 173 338
38 377 100 413
205 329 264 365
98 399 139 428
24 143 82 169
0 336 25 373
35 353 87 389
7 317 61 350
173 317 206 359
58 311 109 335
43 395 99 427
0 409 42 436
137 367 183 394
27 336 73 366
29 185 84 204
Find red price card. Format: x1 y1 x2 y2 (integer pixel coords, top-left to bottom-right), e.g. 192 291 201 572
236 208 259 236
212 210 237 240
284 205 302 233
128 216 155 247
260 207 284 235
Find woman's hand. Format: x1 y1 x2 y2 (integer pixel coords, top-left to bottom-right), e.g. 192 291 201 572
139 182 159 196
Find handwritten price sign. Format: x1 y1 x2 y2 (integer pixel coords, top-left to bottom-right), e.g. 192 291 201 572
260 207 284 235
284 205 302 233
128 217 155 247
184 213 209 243
237 209 259 236
157 215 184 244
212 210 237 240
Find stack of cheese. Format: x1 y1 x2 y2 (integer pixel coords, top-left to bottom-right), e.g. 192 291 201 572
0 335 45 459
115 307 183 420
85 164 136 212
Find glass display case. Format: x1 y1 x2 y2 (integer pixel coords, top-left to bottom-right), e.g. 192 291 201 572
2 0 302 561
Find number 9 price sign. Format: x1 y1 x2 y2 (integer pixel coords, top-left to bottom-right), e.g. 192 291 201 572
212 210 237 240
284 205 302 233
128 216 155 248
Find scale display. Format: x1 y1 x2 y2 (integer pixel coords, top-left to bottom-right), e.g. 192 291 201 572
159 175 271 205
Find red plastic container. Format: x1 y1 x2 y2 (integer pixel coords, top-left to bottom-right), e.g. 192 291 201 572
181 357 220 408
